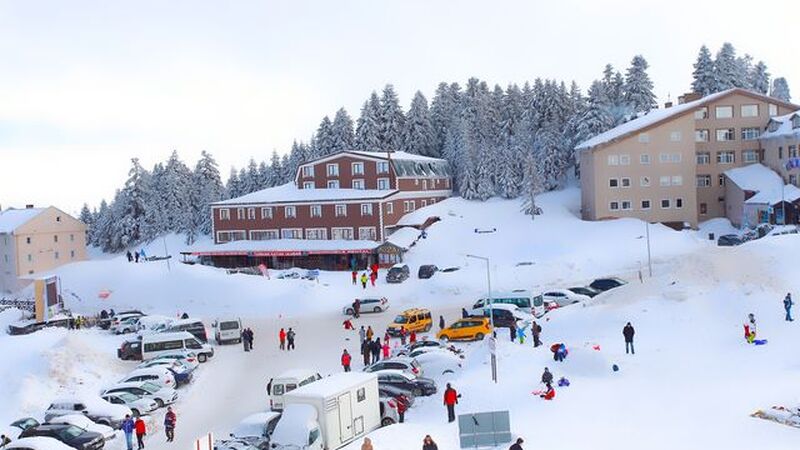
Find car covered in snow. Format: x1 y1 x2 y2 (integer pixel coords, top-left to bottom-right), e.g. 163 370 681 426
225 411 281 450
101 381 178 409
390 339 446 357
143 350 201 370
3 437 76 450
117 367 178 389
342 298 389 316
385 264 410 283
19 423 105 450
5 418 41 439
717 234 744 246
44 398 131 429
364 357 423 377
46 416 116 442
567 286 601 298
541 289 591 308
589 277 627 292
7 316 75 336
99 392 158 417
375 370 436 397
377 397 400 427
110 316 142 334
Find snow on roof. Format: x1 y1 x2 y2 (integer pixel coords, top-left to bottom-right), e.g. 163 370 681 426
285 372 377 398
576 89 736 150
760 111 800 140
275 368 320 380
347 150 446 162
386 227 422 250
189 239 379 256
724 163 783 192
746 183 800 205
213 182 396 205
270 404 317 445
0 207 46 233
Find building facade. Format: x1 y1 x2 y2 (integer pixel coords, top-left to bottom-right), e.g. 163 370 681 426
761 112 800 185
0 206 88 293
577 89 797 228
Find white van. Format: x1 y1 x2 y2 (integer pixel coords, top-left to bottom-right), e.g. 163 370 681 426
212 318 243 344
472 290 546 318
269 369 322 411
141 331 215 363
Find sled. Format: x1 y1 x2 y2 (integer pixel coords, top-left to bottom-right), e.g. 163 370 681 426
751 407 800 428
753 339 768 345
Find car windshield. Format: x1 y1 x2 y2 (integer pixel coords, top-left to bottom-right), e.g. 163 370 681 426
117 392 139 402
141 382 161 393
58 425 85 440
388 268 403 274
393 316 409 324
220 321 239 330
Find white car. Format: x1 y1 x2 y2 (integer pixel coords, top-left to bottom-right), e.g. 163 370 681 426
111 316 141 334
144 350 200 370
390 340 446 357
44 398 131 429
100 392 159 417
108 312 145 331
541 289 591 307
342 298 390 316
118 367 177 389
46 415 116 441
101 381 178 408
228 412 282 448
135 315 175 335
4 437 75 450
364 357 423 377
213 318 243 344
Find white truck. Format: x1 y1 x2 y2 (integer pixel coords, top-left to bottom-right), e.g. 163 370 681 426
269 372 380 450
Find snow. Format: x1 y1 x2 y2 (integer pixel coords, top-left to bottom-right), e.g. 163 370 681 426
6 437 75 450
385 227 421 250
269 404 317 446
760 112 800 140
346 150 445 163
746 183 800 205
286 372 376 398
0 207 46 233
231 412 280 438
213 182 395 205
724 163 783 192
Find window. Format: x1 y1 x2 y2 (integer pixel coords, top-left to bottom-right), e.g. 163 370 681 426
696 175 711 187
301 166 314 178
671 153 682 163
284 206 296 218
696 152 710 164
26 237 31 244
247 208 256 220
675 198 684 209
609 201 620 211
741 127 760 141
358 227 377 240
281 229 303 239
310 205 322 218
250 230 279 240
716 128 735 141
309 429 320 446
695 107 709 119
219 209 230 221
261 207 273 219
640 176 651 187
303 182 314 189
741 104 759 118
621 177 631 188
670 131 682 142
700 203 708 215
54 251 59 260
305 228 327 240
386 202 394 214
659 153 670 163
640 154 651 165
352 179 365 190
659 176 671 187
422 180 428 190
376 161 389 174
619 154 631 165
327 180 340 189
607 155 619 166
404 201 416 212
769 104 778 117
53 235 58 243
671 176 683 186
660 199 671 209
621 201 632 211
326 163 339 177
217 231 246 243
70 234 74 242
27 254 32 262
641 200 651 210
377 178 390 190
779 146 784 159
352 162 364 175
638 133 650 143
715 105 733 119
790 175 798 186
70 250 75 259
742 150 758 163
718 175 726 187
695 129 709 142
609 178 619 188
361 204 373 216
717 151 735 164
332 227 354 240
236 208 245 220
357 387 366 402
790 145 798 158
335 204 347 217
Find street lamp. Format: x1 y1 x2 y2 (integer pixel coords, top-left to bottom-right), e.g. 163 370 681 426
635 222 653 277
466 254 497 383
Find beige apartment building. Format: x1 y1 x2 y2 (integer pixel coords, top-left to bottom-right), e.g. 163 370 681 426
577 88 797 228
0 206 87 293
761 111 800 185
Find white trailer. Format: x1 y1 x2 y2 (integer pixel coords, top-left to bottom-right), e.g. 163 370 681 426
270 372 380 450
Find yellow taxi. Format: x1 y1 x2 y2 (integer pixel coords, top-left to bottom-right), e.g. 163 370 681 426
436 317 492 341
386 308 433 336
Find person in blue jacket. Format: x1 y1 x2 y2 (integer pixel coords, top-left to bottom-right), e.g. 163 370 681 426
784 293 794 321
121 415 135 450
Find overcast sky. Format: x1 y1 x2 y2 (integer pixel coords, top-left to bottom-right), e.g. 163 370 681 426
1 0 798 213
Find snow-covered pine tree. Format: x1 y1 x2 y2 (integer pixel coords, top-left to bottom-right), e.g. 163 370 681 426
314 116 335 157
691 45 715 96
226 167 242 199
771 77 791 102
159 151 193 236
238 167 249 195
142 162 166 240
748 61 770 95
114 158 150 250
534 123 564 190
190 150 225 240
576 80 614 145
401 91 435 156
494 84 525 199
713 42 740 91
520 148 544 220
268 150 282 186
91 199 112 249
331 108 355 153
442 118 466 194
257 161 270 190
355 92 382 152
285 141 307 183
624 55 657 114
379 84 406 152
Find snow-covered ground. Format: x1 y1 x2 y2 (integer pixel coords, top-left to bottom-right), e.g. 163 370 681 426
3 187 800 450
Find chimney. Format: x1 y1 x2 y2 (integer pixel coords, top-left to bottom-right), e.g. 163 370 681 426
25 204 34 209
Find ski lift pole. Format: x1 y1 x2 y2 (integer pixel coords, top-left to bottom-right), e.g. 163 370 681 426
163 237 171 272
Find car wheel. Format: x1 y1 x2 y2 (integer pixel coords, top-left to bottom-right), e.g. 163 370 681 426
97 419 111 426
424 324 431 332
346 308 354 315
413 387 422 396
440 335 449 342
373 307 381 313
381 417 395 427
155 398 164 408
475 333 484 340
198 354 208 363
131 408 140 417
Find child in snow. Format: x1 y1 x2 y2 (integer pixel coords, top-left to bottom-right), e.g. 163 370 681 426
551 343 568 361
540 383 555 400
744 313 757 344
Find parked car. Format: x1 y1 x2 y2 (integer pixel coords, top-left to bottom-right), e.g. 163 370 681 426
117 367 177 389
588 277 627 292
8 316 75 335
226 412 281 450
378 398 399 427
101 381 178 408
214 439 260 450
6 417 41 439
4 437 76 450
98 392 158 417
471 291 546 318
718 234 744 246
417 265 438 279
385 264 410 283
44 398 131 429
375 370 436 396
391 339 445 357
110 316 141 335
364 357 423 377
541 289 591 307
136 331 213 362
377 386 415 407
163 319 209 343
135 315 174 335
386 308 432 336
107 312 145 332
342 298 389 316
567 286 601 298
46 416 115 442
19 423 105 450
468 304 528 329
436 317 492 342
141 350 201 370
213 318 243 345
97 310 143 330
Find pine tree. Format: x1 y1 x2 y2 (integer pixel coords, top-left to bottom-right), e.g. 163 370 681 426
494 84 525 198
520 149 544 220
576 81 614 144
257 161 270 189
331 108 355 153
401 91 435 156
735 54 753 89
226 167 241 199
714 42 739 91
114 158 150 250
92 199 112 249
190 150 225 240
691 45 715 96
79 204 94 243
624 55 657 113
771 77 791 102
429 82 461 158
355 92 382 152
268 150 282 186
748 61 770 94
379 84 406 152
314 116 335 157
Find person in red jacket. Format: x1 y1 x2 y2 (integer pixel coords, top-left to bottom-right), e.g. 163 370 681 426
540 382 555 400
394 395 408 423
279 328 287 351
443 383 459 422
134 416 146 449
341 349 352 372
409 330 417 344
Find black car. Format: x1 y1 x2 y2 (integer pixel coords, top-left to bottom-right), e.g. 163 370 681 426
8 317 75 335
378 386 416 407
376 371 437 396
589 278 627 292
386 265 410 283
717 234 744 246
567 287 601 298
470 307 518 329
19 424 105 450
117 339 143 361
417 265 438 279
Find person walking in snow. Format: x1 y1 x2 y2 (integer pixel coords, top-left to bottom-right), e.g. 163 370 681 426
371 338 381 363
360 437 373 450
121 415 135 450
351 270 357 285
134 251 140 263
461 308 469 318
279 328 286 351
134 416 146 449
510 324 517 342
422 435 438 450
623 322 635 354
360 272 368 289
370 270 376 287
163 406 176 442
517 322 527 344
382 341 390 359
362 340 371 366
744 313 757 344
242 329 250 352
509 437 524 450
341 349 352 372
443 383 460 423
395 394 408 423
540 382 555 400
410 330 417 344
784 293 794 322
541 367 553 385
343 319 354 330
247 328 255 350
439 315 445 331
139 248 147 260
126 251 133 262
359 326 366 345
399 326 407 345
366 326 374 341
286 328 296 350
532 321 542 347
353 299 361 318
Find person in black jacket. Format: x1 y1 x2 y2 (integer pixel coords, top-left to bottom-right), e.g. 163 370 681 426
422 435 438 450
371 338 381 363
439 315 445 330
362 340 371 366
509 437 524 450
623 322 635 354
541 367 553 385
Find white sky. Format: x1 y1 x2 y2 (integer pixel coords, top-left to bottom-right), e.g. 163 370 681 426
1 0 798 214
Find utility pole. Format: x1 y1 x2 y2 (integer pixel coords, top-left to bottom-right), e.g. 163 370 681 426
466 254 497 383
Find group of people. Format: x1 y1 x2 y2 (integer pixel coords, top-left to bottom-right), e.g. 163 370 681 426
241 327 255 351
352 263 380 289
508 320 543 347
119 406 176 449
125 249 148 263
278 327 296 351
